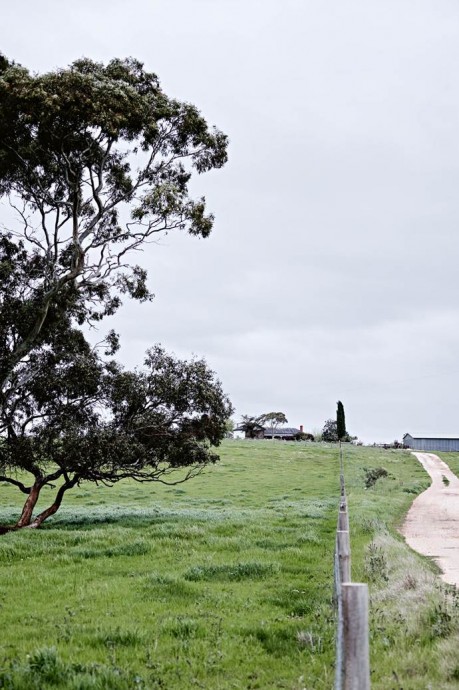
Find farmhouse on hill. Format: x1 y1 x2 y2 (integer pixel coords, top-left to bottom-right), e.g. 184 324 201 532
264 426 302 440
403 433 459 452
237 425 312 440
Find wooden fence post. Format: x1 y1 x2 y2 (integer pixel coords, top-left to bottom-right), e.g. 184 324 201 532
342 583 370 690
338 506 349 532
336 530 351 584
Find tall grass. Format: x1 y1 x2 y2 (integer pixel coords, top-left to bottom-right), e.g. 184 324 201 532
0 441 457 688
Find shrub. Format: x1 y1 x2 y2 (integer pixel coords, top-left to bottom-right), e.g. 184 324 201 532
363 467 388 488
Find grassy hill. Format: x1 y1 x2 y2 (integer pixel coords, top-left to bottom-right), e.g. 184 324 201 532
0 441 458 689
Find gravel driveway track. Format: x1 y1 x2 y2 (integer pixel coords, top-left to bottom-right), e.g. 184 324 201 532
400 452 459 588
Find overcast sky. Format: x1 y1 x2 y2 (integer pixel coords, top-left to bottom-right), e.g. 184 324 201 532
3 0 459 442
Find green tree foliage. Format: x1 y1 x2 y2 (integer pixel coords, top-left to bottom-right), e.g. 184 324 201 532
0 54 228 392
258 411 288 439
322 419 339 442
236 415 265 439
0 55 231 529
294 431 315 441
322 417 353 443
336 400 346 440
225 419 235 438
0 337 232 530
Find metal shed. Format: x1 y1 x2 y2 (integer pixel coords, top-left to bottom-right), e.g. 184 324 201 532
403 433 459 452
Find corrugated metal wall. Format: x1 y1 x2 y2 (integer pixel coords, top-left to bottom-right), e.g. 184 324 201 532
406 437 459 452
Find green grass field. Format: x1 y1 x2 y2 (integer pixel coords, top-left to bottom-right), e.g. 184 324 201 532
0 441 458 689
438 452 459 479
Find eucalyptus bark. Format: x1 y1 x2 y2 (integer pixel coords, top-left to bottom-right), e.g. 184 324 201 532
15 480 43 527
28 476 79 528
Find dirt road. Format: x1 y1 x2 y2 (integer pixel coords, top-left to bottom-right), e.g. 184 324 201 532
400 452 459 587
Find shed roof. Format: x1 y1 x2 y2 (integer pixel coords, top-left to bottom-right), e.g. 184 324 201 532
264 427 300 436
404 432 459 441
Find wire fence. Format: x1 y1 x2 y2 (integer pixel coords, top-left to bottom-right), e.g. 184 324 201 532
334 443 370 690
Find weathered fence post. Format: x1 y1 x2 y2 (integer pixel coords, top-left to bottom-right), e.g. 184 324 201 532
338 505 349 532
334 564 344 690
336 530 351 584
341 583 370 690
335 445 370 689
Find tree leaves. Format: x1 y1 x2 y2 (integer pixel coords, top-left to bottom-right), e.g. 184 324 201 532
0 332 233 528
0 54 228 387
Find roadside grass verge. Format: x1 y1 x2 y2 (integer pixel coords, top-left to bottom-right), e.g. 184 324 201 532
437 451 459 479
0 441 457 688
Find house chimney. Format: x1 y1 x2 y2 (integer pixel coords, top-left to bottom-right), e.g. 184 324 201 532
300 425 303 433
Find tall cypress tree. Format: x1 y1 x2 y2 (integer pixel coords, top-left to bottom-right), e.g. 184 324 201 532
336 400 346 441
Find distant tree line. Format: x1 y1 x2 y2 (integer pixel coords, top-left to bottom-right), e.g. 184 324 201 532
235 413 314 441
235 401 355 443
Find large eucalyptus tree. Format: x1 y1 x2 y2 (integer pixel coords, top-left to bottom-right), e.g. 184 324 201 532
0 55 231 529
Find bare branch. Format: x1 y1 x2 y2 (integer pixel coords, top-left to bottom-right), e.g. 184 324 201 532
0 476 31 494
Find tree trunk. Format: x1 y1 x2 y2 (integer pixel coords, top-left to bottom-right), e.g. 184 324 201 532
15 481 43 528
28 476 79 529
